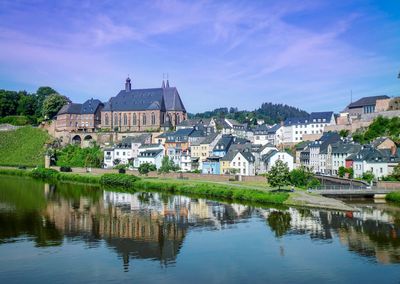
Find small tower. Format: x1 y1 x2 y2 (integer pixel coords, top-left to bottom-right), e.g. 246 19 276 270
162 80 166 88
166 79 170 88
125 77 132 91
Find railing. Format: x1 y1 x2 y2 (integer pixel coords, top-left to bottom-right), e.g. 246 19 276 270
313 185 369 191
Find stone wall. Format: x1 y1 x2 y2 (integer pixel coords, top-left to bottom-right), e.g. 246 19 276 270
50 166 266 183
376 181 400 190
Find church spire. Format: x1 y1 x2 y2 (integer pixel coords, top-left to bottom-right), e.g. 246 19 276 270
125 76 131 91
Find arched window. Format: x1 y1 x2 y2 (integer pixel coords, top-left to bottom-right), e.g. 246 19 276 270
114 113 118 125
132 113 137 125
123 113 127 125
142 113 147 125
176 114 180 124
151 112 156 125
105 113 109 126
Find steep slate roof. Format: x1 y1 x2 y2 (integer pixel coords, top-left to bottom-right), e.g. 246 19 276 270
284 112 333 126
309 132 341 151
221 149 255 162
267 124 281 134
177 118 211 128
103 85 186 112
213 135 234 151
262 149 278 162
165 128 194 142
253 124 269 134
346 145 400 163
57 99 103 115
347 95 389 109
138 149 163 157
200 133 219 144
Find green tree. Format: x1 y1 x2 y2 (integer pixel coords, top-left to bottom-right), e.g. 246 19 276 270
0 90 20 117
267 160 290 190
347 167 354 179
35 86 58 118
362 170 375 183
17 92 37 116
42 93 69 119
289 166 313 187
391 163 400 181
338 166 346 178
339 129 349 138
159 156 179 173
138 162 157 175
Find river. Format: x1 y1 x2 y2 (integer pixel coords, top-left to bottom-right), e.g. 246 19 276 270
0 176 399 283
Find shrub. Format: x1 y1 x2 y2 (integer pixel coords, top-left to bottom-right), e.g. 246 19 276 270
30 167 59 179
138 162 157 175
100 173 140 187
59 166 72 172
307 178 320 189
386 192 400 203
118 168 126 174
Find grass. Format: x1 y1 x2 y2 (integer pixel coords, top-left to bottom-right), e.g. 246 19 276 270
0 168 289 205
0 126 49 167
386 192 400 203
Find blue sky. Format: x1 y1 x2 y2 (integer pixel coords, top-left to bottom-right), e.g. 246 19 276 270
0 0 399 113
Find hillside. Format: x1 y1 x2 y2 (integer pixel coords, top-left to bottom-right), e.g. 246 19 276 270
0 126 50 167
190 102 309 125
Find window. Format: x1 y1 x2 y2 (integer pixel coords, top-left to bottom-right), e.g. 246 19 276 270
151 112 156 125
142 113 147 125
114 113 118 125
132 113 137 125
123 113 127 125
105 113 109 126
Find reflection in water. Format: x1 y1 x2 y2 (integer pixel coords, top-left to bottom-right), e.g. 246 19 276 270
0 175 400 273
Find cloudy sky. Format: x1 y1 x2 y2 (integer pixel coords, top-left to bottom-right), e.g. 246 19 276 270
1 0 399 113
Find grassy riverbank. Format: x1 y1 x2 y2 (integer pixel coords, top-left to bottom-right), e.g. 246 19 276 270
386 192 400 203
0 168 289 205
0 127 49 167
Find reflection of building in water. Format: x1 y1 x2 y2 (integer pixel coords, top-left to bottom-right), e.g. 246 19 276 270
259 206 400 263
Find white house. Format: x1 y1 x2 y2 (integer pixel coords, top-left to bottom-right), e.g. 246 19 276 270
229 150 256 176
180 151 192 172
283 112 336 144
134 144 164 168
262 150 294 172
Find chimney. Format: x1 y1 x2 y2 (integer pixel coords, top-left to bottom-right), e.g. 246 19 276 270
125 77 132 91
391 145 397 156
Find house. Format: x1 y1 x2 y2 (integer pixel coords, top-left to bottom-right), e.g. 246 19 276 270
294 141 311 166
212 135 235 157
322 141 361 176
103 139 133 168
344 95 389 117
180 151 192 172
371 137 396 150
176 118 216 134
101 78 187 132
135 144 164 168
308 132 341 174
262 150 294 172
283 112 336 144
164 128 193 165
220 149 256 176
202 156 221 175
56 98 104 133
349 145 400 179
190 133 221 165
219 118 247 138
253 125 270 145
137 148 164 169
267 124 284 146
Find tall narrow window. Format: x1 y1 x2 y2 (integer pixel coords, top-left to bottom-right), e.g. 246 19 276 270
123 113 127 125
105 113 109 126
142 113 147 125
132 113 137 125
151 112 156 125
114 113 118 125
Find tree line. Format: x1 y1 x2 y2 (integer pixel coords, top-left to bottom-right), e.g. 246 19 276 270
0 87 70 125
189 102 309 125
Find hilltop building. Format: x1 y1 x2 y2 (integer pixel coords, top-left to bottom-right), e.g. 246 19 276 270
101 78 187 132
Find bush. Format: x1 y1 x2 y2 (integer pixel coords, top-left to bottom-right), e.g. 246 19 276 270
386 192 400 203
17 165 27 170
56 144 103 168
59 166 72 172
138 162 157 175
100 173 140 187
307 178 320 189
0 115 33 126
118 168 126 174
30 167 59 179
290 166 313 188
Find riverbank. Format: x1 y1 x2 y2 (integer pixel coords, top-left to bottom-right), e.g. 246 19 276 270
0 168 357 211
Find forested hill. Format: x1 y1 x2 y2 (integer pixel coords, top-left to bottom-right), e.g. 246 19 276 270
189 102 309 125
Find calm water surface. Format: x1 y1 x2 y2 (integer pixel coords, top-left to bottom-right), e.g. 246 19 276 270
0 176 400 283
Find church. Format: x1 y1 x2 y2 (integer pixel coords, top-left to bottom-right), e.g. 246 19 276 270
101 77 187 132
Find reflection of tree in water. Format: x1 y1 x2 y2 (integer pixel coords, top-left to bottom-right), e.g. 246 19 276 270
0 211 63 247
267 211 291 238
